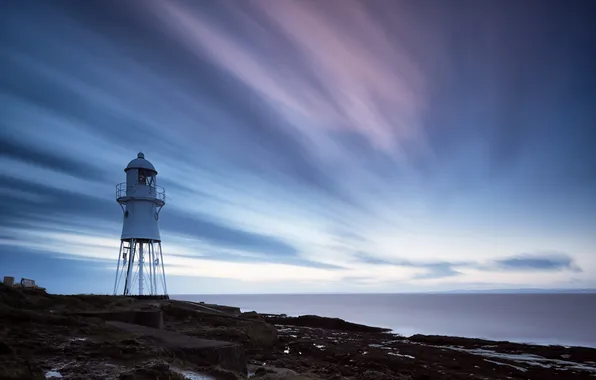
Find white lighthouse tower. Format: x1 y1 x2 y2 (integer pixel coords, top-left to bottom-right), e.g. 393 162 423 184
113 152 168 297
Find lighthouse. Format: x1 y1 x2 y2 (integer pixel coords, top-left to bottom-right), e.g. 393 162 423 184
113 152 168 297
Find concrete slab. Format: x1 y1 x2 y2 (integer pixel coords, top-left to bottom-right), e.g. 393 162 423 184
107 321 247 374
73 310 164 329
163 300 241 317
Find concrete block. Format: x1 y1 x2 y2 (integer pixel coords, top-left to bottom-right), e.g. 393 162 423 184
73 310 164 329
107 321 247 374
135 310 164 329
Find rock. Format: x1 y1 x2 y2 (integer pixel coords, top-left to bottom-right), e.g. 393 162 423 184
200 365 243 380
264 315 390 333
246 321 278 348
0 340 14 356
120 339 141 346
255 366 277 376
0 358 45 380
362 370 389 379
258 374 319 380
0 284 30 309
122 346 138 354
107 321 247 374
5 291 596 380
118 361 185 380
242 311 262 319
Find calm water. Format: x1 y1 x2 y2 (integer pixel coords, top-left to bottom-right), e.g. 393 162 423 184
172 293 596 348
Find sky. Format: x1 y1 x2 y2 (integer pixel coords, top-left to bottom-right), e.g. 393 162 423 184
1 0 595 295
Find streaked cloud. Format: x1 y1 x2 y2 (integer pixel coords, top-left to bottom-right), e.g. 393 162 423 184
149 0 430 166
354 251 583 281
492 253 582 273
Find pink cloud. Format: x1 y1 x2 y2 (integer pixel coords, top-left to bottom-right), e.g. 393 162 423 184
147 0 429 157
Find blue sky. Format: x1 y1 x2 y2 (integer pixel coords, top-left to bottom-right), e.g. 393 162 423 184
1 0 595 294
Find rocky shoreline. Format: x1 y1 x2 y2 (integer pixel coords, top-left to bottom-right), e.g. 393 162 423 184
1 285 595 379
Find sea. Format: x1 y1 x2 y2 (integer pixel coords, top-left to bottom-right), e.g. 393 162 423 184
172 293 596 348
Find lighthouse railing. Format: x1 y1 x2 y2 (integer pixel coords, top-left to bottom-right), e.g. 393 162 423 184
116 182 127 199
116 183 166 203
154 185 166 202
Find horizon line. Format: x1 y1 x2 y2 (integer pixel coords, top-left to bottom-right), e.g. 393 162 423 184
169 288 596 296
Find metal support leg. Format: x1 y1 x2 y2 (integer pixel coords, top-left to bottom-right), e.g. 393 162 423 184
158 242 168 295
150 241 156 295
113 240 123 295
139 242 144 296
147 242 152 295
124 239 136 295
151 241 157 295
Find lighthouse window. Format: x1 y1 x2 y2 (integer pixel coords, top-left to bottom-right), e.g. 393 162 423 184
138 170 146 185
138 169 155 186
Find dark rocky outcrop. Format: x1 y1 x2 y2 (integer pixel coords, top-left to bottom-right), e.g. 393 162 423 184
118 361 186 380
2 285 596 380
263 314 391 333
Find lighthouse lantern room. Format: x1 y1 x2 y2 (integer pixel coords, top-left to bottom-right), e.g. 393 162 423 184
113 152 168 297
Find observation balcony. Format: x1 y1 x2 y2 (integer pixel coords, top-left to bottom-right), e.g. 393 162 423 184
116 182 166 205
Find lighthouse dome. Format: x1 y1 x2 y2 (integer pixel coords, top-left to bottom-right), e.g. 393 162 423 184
125 152 157 173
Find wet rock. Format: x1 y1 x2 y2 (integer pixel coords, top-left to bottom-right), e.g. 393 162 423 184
264 315 390 333
122 346 138 354
254 366 277 376
258 374 319 380
120 339 141 346
118 361 185 380
242 311 261 319
4 291 596 380
362 369 392 379
246 321 278 348
0 340 14 356
0 358 45 380
198 365 242 380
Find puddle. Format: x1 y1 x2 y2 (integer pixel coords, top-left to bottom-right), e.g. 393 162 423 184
443 346 596 373
484 359 527 372
171 368 215 380
45 371 63 379
568 364 596 372
276 328 297 333
388 352 415 359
